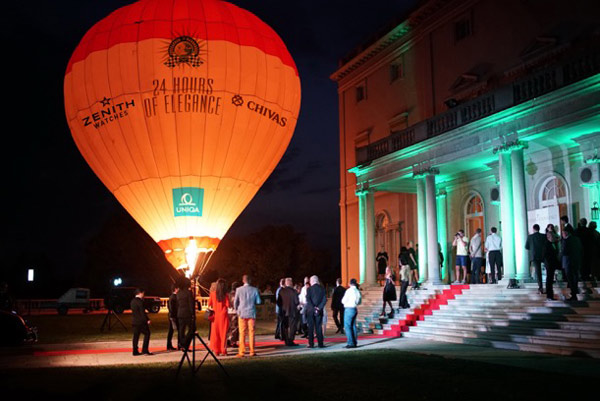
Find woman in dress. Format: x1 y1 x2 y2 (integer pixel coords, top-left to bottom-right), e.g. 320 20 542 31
544 224 561 300
405 241 420 289
381 267 397 317
208 278 230 356
398 247 411 310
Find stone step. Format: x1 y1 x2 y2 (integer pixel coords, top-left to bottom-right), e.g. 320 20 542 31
437 303 600 315
422 310 600 324
424 315 600 331
441 299 600 308
414 320 600 340
406 325 600 349
402 331 600 358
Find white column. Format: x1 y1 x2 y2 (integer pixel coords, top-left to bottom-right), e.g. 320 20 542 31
425 174 442 285
357 188 376 286
357 190 367 284
499 151 516 279
437 190 449 283
365 190 376 285
416 177 428 282
511 147 530 280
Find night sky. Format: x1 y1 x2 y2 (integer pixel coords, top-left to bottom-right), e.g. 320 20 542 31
2 0 417 287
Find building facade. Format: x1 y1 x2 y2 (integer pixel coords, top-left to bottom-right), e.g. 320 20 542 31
332 0 600 286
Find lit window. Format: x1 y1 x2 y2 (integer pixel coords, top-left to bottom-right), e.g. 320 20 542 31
27 269 34 282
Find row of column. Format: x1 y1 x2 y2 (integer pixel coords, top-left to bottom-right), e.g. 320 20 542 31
356 141 530 285
498 143 529 280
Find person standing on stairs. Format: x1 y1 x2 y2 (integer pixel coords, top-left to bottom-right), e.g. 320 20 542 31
485 227 503 284
525 224 547 294
543 224 561 301
453 229 469 283
398 247 411 310
469 228 483 284
381 267 396 317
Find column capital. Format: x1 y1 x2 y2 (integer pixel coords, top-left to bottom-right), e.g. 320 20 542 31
436 189 447 198
493 139 528 154
355 183 374 196
412 166 439 179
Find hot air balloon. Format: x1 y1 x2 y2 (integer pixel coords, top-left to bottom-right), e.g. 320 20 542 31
64 0 301 278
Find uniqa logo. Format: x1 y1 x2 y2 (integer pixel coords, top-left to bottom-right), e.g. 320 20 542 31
173 187 204 217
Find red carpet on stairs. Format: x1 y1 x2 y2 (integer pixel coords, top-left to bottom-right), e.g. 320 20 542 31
382 285 469 337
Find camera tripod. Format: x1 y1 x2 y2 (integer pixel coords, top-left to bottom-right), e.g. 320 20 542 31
176 278 229 379
100 308 127 332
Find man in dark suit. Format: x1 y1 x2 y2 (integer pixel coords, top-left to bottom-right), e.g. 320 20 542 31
131 288 152 356
277 277 299 346
166 284 179 351
525 224 547 294
331 278 346 334
305 275 327 348
176 279 195 350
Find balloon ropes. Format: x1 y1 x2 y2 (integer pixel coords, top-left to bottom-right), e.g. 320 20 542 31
64 0 301 278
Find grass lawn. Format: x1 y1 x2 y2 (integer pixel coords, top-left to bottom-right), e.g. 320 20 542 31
25 312 276 344
1 349 595 400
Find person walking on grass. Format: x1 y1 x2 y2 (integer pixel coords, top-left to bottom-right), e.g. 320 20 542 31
331 278 346 334
166 284 179 351
305 275 327 349
234 274 261 357
342 278 362 348
131 288 152 356
277 277 299 346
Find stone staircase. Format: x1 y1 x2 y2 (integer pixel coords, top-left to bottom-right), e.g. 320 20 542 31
327 283 470 336
328 281 600 358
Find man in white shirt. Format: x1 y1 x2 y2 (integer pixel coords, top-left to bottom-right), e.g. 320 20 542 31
298 277 309 337
452 229 469 283
341 278 362 348
484 227 503 284
469 228 483 284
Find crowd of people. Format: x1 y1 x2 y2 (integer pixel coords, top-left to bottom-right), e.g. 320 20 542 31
273 275 362 349
369 215 599 317
446 216 599 300
131 274 364 357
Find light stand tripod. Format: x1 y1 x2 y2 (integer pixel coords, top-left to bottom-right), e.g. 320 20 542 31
100 308 127 332
176 276 229 379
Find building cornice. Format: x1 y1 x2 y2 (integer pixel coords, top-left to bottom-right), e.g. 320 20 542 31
329 0 459 83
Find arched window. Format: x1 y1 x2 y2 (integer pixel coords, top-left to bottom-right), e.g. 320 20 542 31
540 176 567 207
466 195 483 215
464 193 484 239
538 175 569 223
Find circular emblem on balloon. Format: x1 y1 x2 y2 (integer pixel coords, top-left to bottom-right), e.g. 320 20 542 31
164 36 204 68
231 94 244 107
